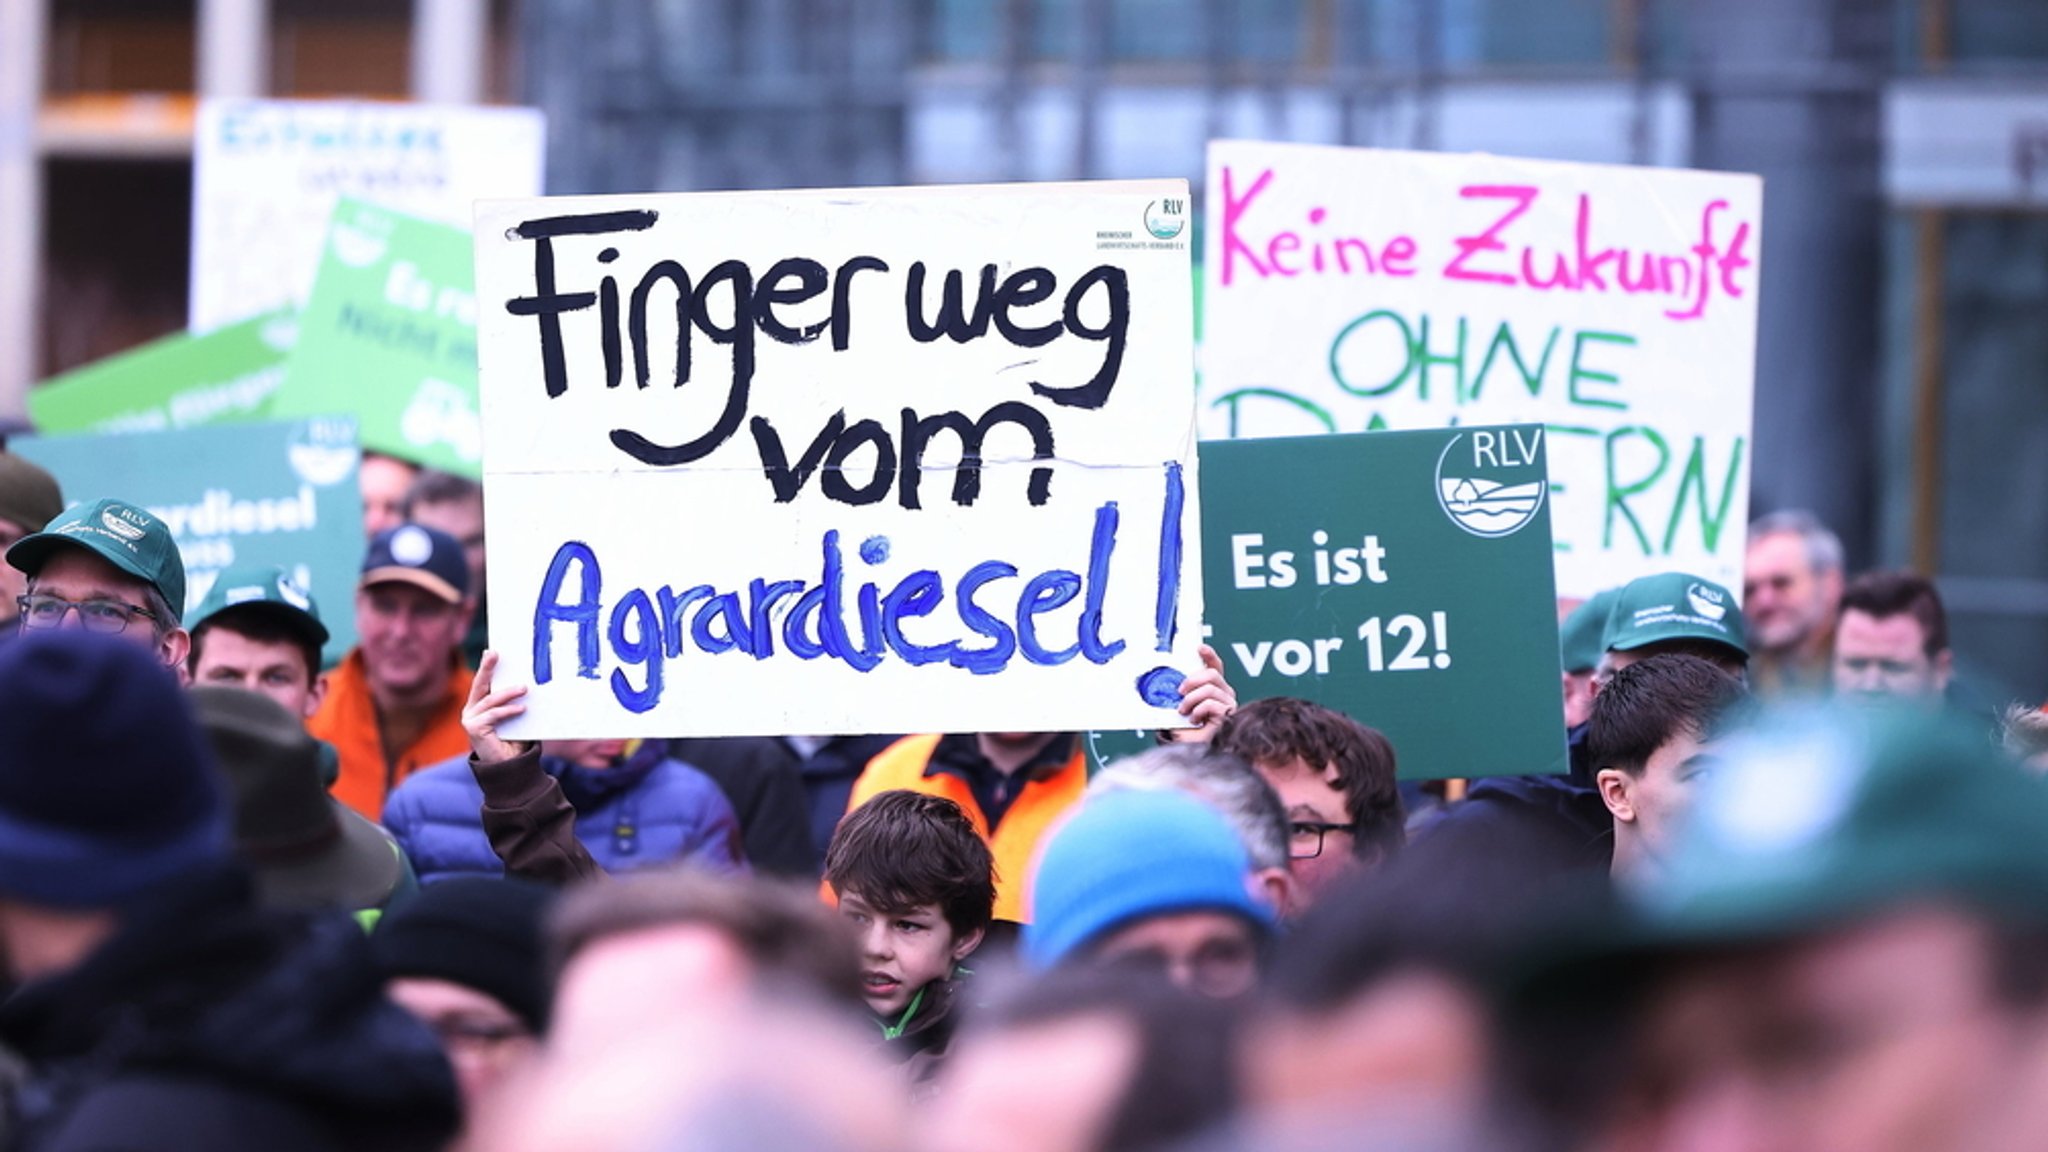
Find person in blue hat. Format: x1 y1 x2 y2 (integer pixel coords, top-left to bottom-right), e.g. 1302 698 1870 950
1025 788 1276 1000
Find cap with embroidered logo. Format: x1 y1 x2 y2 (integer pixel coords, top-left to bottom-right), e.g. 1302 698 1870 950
360 524 468 605
1602 572 1747 659
6 497 187 622
189 565 330 650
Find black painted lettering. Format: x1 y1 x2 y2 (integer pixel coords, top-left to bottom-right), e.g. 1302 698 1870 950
899 402 1056 509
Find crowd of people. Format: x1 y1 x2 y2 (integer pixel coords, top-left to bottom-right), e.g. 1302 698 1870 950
0 442 2044 1152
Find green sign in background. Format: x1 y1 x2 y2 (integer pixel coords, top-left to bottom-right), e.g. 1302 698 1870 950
1195 426 1566 780
15 419 367 666
28 308 297 435
272 198 483 478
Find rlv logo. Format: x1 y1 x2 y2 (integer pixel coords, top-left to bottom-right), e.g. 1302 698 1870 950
1435 428 1547 539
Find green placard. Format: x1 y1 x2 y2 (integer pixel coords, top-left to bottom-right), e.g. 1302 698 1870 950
272 198 482 477
13 419 367 666
28 308 297 435
1198 426 1566 780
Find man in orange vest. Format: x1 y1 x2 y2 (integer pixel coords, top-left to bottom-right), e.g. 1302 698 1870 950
844 645 1236 925
311 524 475 820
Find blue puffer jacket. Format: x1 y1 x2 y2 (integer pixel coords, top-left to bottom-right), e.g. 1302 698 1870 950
383 743 746 884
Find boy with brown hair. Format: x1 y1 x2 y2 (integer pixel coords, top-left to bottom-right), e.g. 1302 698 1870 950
823 790 996 1075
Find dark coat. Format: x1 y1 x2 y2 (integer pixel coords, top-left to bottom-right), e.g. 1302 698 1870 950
665 737 845 879
1402 725 1612 895
0 865 459 1152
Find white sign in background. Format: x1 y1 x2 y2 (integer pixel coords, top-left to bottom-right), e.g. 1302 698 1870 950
475 181 1204 739
1201 140 1762 599
191 99 546 331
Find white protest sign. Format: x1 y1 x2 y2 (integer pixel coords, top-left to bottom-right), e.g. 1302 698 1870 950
1201 141 1761 598
191 99 545 331
475 181 1203 739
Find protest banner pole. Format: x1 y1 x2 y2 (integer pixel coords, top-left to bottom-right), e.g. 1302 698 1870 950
197 0 268 99
1910 206 1945 576
0 0 43 424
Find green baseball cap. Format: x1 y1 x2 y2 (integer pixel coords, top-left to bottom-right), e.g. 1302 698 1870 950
190 565 330 650
1560 588 1620 674
1602 572 1747 657
1505 709 2048 1010
6 497 187 622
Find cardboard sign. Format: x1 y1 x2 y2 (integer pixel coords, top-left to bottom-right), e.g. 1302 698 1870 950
14 419 367 665
190 99 544 331
474 181 1203 739
28 308 297 436
271 199 483 477
1201 141 1761 598
1199 427 1566 779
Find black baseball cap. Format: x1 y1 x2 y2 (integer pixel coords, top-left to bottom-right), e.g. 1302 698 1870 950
360 524 468 604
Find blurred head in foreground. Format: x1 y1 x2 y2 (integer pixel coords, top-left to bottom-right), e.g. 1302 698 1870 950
1513 708 2048 1152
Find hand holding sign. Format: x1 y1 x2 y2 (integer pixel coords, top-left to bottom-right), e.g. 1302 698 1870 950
464 651 535 765
1165 644 1238 743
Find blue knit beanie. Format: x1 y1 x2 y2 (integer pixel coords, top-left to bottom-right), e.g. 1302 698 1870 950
0 631 230 908
1024 788 1275 970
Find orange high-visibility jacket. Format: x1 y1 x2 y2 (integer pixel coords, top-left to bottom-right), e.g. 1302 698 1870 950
844 734 1087 924
310 650 473 822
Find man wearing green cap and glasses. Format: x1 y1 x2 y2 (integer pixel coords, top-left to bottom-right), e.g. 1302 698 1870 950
5 497 189 677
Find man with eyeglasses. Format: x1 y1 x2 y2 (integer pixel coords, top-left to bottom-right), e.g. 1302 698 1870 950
311 524 476 820
1210 698 1405 911
5 496 190 677
0 452 64 645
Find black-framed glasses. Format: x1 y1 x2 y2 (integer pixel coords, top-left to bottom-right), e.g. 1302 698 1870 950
1288 820 1359 860
16 594 158 635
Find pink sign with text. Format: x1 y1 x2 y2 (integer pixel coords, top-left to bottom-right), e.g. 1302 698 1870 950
1201 140 1761 599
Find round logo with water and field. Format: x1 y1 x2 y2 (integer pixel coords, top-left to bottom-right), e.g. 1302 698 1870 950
1144 198 1187 240
287 419 359 488
1434 428 1548 539
99 506 149 542
1687 581 1730 621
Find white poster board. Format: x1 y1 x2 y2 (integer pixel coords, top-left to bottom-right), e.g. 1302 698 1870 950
191 99 546 331
474 181 1204 739
1201 141 1761 598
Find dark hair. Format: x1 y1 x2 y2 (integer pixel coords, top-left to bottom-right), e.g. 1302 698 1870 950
1267 851 1524 1013
1211 698 1404 862
1586 653 1752 777
188 609 321 685
1611 636 1749 677
401 469 483 519
549 870 861 1007
1840 569 1949 657
824 790 995 939
970 967 1239 1152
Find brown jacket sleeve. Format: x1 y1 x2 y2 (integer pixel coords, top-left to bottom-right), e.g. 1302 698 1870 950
470 745 605 886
